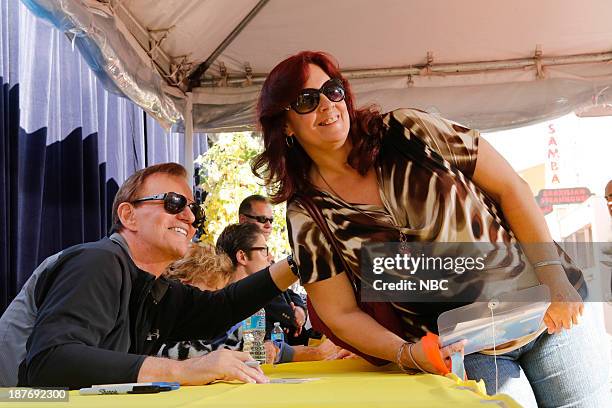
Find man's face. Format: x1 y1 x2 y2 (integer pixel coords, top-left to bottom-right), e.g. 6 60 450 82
131 173 196 261
243 234 271 275
241 201 273 239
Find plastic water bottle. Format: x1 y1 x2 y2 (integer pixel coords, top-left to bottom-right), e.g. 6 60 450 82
242 309 266 364
271 322 284 348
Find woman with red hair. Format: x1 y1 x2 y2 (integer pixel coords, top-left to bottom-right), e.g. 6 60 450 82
253 51 607 407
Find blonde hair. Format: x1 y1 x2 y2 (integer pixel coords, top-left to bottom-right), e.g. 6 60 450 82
164 243 234 289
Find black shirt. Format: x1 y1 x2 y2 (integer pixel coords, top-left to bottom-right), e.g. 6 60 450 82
18 236 281 389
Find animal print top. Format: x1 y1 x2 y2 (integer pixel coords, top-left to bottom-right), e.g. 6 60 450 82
156 324 242 360
287 108 584 339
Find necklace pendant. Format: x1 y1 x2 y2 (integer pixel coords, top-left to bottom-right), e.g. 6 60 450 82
398 231 411 255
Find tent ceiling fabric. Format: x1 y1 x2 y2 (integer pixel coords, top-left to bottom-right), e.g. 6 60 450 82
214 0 612 73
23 0 612 132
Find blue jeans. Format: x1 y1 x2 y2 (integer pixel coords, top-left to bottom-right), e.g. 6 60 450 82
464 303 610 408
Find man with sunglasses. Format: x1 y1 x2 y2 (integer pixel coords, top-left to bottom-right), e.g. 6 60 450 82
0 163 301 388
238 195 308 345
238 194 274 240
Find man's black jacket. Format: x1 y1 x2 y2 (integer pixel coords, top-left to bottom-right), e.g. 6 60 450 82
17 236 280 389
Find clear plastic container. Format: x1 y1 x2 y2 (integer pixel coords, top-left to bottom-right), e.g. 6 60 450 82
437 285 551 355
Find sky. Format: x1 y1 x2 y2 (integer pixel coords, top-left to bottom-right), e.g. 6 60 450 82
483 113 612 197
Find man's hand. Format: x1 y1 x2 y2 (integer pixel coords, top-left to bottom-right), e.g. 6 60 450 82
333 348 358 360
313 339 342 360
315 339 358 360
291 302 306 337
264 341 280 364
174 349 269 385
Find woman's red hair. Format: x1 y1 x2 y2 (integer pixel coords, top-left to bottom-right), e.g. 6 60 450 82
252 51 384 204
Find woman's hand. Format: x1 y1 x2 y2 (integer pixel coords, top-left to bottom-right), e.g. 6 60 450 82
544 278 583 334
470 139 585 334
403 339 466 375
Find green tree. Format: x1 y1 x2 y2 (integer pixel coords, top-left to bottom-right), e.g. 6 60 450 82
196 132 290 256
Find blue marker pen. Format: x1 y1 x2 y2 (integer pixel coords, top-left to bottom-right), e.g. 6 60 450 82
151 382 180 390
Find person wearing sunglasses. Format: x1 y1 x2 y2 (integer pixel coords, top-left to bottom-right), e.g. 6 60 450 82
238 195 308 343
238 194 274 239
251 51 607 407
0 162 302 389
234 207 310 345
132 191 205 228
215 223 350 362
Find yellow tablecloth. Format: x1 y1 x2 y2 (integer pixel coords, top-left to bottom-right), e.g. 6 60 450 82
24 360 520 408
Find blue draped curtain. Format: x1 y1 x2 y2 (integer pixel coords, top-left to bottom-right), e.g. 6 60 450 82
0 1 208 312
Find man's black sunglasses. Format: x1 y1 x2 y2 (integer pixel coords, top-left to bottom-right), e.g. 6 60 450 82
131 192 205 228
242 213 274 224
286 78 345 114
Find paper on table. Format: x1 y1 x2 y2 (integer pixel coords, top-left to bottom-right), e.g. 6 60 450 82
268 378 321 384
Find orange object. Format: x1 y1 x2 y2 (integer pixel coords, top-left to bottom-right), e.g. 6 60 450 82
421 333 450 375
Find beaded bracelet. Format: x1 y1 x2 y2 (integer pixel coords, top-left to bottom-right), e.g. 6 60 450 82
396 342 412 373
532 260 562 269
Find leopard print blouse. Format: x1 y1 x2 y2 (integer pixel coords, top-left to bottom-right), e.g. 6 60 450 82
287 108 584 339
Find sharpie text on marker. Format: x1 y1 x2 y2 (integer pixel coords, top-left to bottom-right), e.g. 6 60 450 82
79 385 164 395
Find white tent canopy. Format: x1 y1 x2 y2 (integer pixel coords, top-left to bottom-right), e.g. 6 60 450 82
23 0 612 179
27 0 612 128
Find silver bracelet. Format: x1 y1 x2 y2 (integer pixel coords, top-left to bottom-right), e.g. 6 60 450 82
407 343 427 373
532 260 562 269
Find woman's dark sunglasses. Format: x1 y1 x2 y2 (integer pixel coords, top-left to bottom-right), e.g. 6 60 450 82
286 78 345 114
131 192 205 228
242 213 274 224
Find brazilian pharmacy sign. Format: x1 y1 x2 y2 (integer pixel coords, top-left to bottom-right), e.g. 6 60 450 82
536 187 592 214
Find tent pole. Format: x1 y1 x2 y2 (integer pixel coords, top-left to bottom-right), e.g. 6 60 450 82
198 50 612 86
184 92 194 188
186 0 270 90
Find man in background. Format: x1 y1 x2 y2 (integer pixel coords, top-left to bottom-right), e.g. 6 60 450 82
216 223 349 362
238 195 309 345
239 194 274 240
